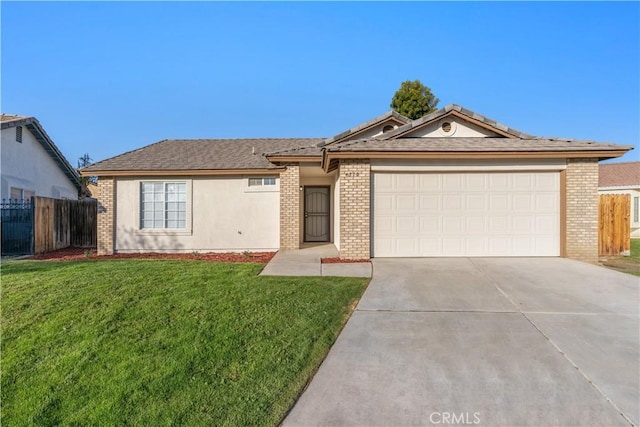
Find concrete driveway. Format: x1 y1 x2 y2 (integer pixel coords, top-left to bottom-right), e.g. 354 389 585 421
284 258 639 427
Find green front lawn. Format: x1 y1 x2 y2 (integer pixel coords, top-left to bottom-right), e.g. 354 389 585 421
1 260 368 426
630 238 640 259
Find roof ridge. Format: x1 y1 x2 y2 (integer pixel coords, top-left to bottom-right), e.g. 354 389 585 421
379 104 535 140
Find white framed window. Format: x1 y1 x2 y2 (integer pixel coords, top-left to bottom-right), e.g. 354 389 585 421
140 182 186 229
248 177 276 187
634 196 639 223
9 187 34 201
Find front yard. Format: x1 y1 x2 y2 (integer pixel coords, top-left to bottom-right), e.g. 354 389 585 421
1 260 368 426
600 238 640 276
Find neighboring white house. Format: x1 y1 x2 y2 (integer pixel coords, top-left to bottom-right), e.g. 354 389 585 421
599 161 640 238
1 114 81 201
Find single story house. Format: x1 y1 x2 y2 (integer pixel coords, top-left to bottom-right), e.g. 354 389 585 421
1 114 82 201
82 104 632 263
599 161 640 238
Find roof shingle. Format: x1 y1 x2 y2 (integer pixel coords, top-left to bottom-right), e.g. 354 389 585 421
598 161 640 187
82 138 325 172
324 137 632 153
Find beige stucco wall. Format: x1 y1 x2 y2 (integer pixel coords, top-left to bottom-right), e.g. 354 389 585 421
403 118 499 138
1 126 78 200
114 176 280 252
599 188 640 238
341 119 403 140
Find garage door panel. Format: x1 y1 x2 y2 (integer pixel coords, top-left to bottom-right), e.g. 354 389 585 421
420 216 440 233
466 195 486 211
396 216 418 234
489 194 510 211
443 195 463 210
373 171 559 257
420 195 439 210
397 195 417 211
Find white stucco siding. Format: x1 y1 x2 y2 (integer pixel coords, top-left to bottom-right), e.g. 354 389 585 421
1 126 78 200
402 118 499 138
599 188 640 238
115 176 280 252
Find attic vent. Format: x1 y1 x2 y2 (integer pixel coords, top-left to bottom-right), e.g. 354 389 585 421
441 122 452 133
16 126 22 143
382 125 394 133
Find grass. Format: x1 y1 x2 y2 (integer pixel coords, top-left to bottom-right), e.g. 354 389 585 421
1 260 369 426
630 238 640 259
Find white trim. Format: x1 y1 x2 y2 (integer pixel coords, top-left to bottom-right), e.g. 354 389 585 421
134 179 193 236
371 158 567 172
598 185 640 191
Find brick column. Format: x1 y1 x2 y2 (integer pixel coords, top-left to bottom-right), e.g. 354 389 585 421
97 177 116 255
339 159 370 259
280 165 300 249
565 158 599 263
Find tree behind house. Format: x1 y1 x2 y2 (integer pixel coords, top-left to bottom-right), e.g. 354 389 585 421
390 80 439 120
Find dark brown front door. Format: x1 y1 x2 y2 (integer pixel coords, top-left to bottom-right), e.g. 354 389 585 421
304 186 330 242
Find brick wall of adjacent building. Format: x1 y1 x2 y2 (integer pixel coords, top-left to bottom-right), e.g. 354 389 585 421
565 158 599 263
280 165 300 249
339 159 370 259
97 176 116 255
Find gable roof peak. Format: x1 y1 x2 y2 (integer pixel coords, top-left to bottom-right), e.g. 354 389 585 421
379 104 535 140
319 110 410 147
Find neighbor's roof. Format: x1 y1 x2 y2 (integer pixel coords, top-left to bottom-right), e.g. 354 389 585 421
1 114 82 192
82 138 325 173
379 104 535 140
599 161 640 188
323 137 633 153
1 114 30 124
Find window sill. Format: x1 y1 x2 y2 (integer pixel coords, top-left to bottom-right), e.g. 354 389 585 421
244 187 279 193
135 229 192 236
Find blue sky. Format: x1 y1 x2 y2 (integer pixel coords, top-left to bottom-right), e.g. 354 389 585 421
2 1 639 166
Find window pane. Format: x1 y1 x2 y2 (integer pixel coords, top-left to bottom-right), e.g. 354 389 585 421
141 181 187 229
248 178 262 187
264 177 276 185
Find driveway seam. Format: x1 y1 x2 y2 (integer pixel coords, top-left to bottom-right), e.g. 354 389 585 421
467 258 635 427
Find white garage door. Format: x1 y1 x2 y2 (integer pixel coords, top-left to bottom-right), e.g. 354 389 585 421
373 172 560 257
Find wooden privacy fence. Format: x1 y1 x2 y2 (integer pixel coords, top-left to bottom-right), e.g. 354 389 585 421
33 197 97 254
599 194 630 256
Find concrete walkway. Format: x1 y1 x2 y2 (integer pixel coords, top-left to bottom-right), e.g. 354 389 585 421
260 244 371 277
284 258 639 426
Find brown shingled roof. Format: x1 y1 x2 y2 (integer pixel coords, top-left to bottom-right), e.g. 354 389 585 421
324 137 632 153
599 161 640 187
82 138 325 172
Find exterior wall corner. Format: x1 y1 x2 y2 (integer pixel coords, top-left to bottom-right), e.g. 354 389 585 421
565 158 599 263
339 159 370 259
97 177 116 255
279 165 300 249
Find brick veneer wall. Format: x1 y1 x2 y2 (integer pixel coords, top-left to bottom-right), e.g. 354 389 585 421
280 165 300 249
565 158 599 263
339 159 371 259
97 176 116 255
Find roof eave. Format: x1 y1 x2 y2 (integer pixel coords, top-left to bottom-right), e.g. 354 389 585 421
22 120 83 194
321 150 631 173
80 168 287 177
